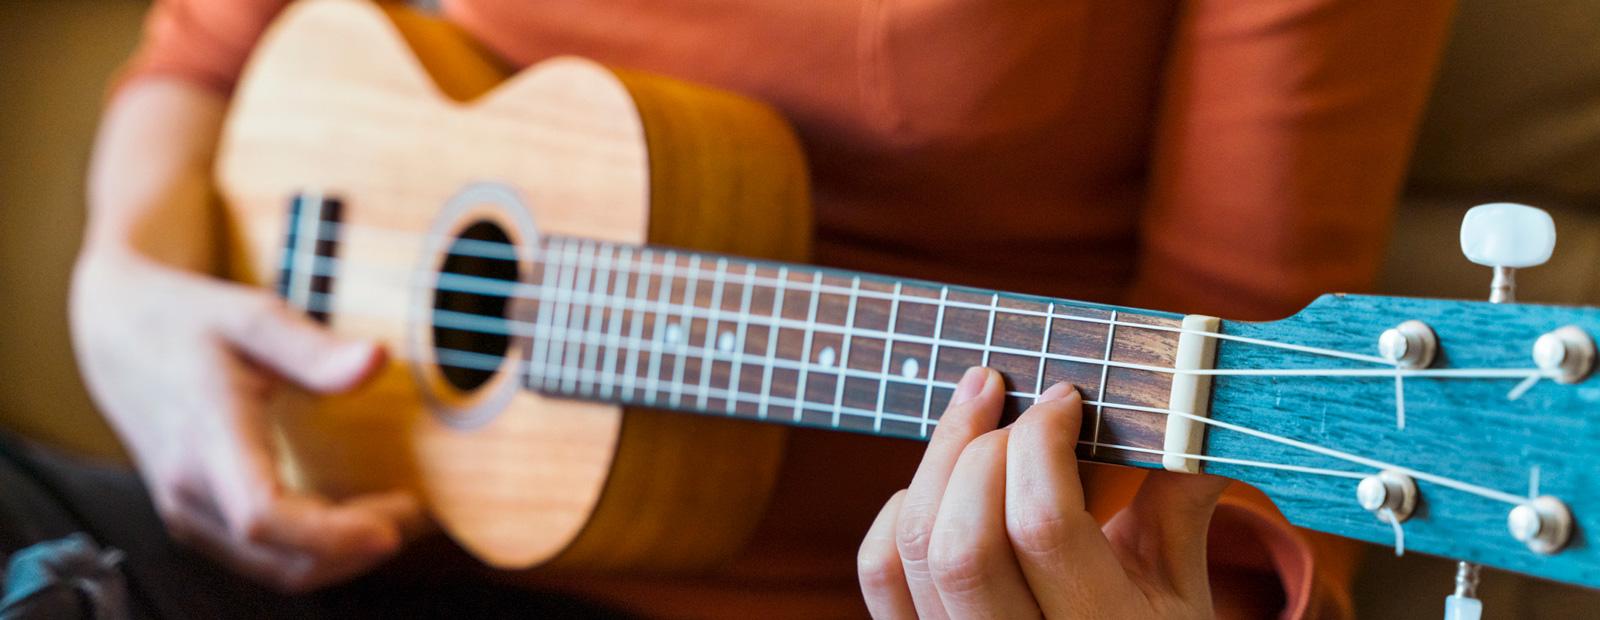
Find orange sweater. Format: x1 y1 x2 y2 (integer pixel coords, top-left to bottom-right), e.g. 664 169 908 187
123 0 1455 617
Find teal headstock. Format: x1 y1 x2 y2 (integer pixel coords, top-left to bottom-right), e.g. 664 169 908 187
1208 294 1599 588
1200 205 1599 595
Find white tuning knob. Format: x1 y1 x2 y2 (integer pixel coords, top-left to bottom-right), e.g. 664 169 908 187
1460 203 1556 303
1461 203 1556 268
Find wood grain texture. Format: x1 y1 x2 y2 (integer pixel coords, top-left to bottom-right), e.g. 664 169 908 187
217 0 796 571
1209 294 1600 589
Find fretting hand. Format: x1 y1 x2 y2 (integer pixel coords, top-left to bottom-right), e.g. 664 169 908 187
857 367 1231 618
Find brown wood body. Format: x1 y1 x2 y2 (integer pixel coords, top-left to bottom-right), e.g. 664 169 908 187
216 0 808 571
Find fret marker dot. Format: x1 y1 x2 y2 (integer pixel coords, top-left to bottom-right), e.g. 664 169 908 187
818 346 837 368
901 357 920 379
717 331 736 353
664 323 683 344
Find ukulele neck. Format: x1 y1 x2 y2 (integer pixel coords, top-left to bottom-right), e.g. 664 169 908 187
514 235 1221 472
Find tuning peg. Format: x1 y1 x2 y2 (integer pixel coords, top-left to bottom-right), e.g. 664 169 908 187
1460 203 1556 303
1448 203 1553 619
1443 562 1483 620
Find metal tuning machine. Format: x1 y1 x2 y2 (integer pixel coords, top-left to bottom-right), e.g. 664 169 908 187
1357 470 1417 556
1443 204 1569 619
1446 204 1544 619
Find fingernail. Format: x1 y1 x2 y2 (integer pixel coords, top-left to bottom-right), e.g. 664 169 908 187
1036 382 1077 404
951 367 988 406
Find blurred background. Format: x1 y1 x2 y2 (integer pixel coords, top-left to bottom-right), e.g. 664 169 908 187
2 0 1598 616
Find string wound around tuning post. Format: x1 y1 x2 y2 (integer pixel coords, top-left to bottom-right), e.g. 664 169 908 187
1377 321 1435 430
1356 469 1417 557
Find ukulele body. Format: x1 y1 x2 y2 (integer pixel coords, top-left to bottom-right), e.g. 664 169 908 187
216 0 808 571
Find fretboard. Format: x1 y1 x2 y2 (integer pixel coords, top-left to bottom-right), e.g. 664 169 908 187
506 236 1188 467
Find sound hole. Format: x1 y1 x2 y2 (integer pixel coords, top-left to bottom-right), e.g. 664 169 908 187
432 220 520 392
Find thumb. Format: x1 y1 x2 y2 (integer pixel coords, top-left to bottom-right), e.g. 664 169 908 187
216 291 385 393
1109 470 1231 599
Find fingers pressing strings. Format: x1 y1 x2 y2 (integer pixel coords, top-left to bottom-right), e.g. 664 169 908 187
1002 384 1149 618
895 367 1004 620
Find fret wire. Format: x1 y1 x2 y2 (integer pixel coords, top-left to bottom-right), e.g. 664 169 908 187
452 265 1207 381
669 255 702 407
557 283 1120 374
831 277 862 428
696 258 730 410
561 240 597 394
644 251 677 404
793 271 824 422
980 293 998 369
920 286 950 438
442 276 1208 385
725 264 758 415
526 237 561 389
579 242 614 396
757 267 788 419
601 246 633 400
554 239 585 391
872 282 904 433
521 239 553 385
542 239 580 391
531 355 930 427
517 319 943 390
522 337 1206 457
1092 310 1118 456
620 247 650 400
1034 303 1056 402
510 321 1209 415
518 251 1195 349
518 319 966 397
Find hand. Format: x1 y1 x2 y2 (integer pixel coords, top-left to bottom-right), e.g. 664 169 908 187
70 248 424 592
857 367 1231 618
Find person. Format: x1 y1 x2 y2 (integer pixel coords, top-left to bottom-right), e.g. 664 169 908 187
42 0 1455 617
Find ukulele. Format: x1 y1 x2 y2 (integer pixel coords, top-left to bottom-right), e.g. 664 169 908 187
218 0 1600 600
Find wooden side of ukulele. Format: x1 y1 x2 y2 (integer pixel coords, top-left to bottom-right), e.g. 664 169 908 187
215 0 810 572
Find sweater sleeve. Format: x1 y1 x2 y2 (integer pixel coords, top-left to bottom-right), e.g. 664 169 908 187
1127 0 1455 320
116 0 292 95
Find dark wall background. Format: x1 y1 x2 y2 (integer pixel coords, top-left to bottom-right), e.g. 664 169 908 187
0 0 145 458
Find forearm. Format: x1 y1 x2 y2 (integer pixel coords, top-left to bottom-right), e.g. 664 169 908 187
85 77 227 272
